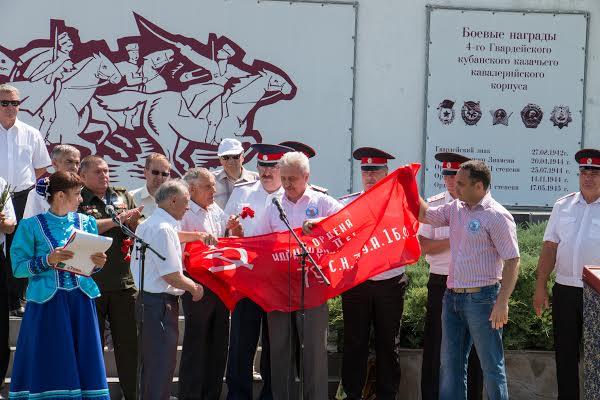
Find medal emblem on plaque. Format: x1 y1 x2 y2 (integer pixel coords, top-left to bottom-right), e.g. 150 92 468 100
489 108 512 126
520 103 543 128
461 101 482 126
549 105 572 129
437 99 455 125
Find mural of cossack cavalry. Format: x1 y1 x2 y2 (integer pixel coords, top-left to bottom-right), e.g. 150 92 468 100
0 13 296 177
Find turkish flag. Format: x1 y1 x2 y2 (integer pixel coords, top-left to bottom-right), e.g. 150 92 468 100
185 164 422 312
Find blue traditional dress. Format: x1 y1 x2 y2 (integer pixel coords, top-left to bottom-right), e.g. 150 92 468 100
9 211 109 400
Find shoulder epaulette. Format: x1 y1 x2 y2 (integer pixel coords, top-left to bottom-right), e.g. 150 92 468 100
234 180 256 188
427 192 446 203
338 191 361 201
556 192 577 202
310 184 328 194
112 186 127 192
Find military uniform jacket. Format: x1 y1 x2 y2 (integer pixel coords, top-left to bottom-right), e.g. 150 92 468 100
78 186 137 292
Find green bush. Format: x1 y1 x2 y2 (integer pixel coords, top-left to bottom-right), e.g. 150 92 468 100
328 221 555 351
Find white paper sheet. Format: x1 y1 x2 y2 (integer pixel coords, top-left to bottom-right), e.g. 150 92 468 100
57 229 114 276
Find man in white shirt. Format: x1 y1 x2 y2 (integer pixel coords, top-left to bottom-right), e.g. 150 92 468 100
130 153 171 218
0 176 16 395
132 179 204 400
213 138 258 209
336 147 409 400
253 151 342 400
0 83 51 316
224 143 293 400
178 167 241 400
23 144 80 219
418 152 482 400
533 148 600 400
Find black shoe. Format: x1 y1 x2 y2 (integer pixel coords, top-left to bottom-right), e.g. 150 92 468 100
10 306 25 317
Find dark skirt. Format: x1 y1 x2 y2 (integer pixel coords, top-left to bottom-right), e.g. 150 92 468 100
9 289 109 399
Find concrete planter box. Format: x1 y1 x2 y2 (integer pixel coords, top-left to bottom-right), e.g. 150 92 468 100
329 349 559 400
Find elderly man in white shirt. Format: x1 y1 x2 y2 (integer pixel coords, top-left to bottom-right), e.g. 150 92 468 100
23 145 81 219
132 179 204 400
178 167 241 400
0 83 51 316
224 143 294 400
253 151 342 400
130 153 171 218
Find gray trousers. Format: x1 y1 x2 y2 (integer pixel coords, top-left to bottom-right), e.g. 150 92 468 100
267 303 329 400
138 291 180 400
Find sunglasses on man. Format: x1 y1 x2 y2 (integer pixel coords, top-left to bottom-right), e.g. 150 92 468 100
150 169 170 177
0 100 21 107
220 154 242 160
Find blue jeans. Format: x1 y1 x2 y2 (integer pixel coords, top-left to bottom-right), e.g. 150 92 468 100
440 284 508 400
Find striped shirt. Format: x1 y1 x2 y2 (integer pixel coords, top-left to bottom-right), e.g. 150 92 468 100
424 192 519 288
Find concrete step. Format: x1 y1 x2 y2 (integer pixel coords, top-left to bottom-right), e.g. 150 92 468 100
9 316 186 347
104 376 341 400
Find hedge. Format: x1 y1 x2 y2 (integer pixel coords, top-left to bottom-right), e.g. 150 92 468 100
327 221 555 352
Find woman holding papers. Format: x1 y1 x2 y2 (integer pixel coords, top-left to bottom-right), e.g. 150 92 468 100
9 171 110 400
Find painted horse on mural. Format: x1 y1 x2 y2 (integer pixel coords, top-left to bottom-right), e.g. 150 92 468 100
96 67 293 170
12 52 121 149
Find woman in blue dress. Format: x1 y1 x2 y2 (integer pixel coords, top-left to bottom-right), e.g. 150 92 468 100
9 171 110 400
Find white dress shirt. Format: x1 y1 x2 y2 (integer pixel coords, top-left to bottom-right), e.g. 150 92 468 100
23 189 50 219
544 192 600 288
0 119 51 191
130 185 157 218
254 187 342 235
417 191 453 276
223 181 284 237
0 177 16 247
132 208 185 295
180 201 227 238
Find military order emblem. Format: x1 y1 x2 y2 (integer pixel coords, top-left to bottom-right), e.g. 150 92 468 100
489 108 512 126
437 99 455 125
461 101 482 126
549 105 572 129
520 103 543 128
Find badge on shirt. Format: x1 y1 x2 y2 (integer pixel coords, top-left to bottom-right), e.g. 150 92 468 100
305 206 319 218
467 218 481 233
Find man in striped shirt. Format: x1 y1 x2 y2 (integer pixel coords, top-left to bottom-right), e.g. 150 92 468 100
417 160 520 400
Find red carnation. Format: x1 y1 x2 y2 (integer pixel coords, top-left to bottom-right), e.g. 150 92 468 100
240 206 255 219
121 238 134 262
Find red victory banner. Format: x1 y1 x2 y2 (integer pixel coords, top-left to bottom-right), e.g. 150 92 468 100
185 164 422 312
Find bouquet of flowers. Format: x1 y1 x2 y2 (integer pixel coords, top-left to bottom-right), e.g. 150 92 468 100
121 238 134 263
239 206 255 219
0 183 13 213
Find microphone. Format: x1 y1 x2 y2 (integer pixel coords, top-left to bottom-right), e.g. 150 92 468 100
272 197 287 221
105 205 116 217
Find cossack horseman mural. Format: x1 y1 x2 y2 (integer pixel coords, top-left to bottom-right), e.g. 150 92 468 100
0 13 296 179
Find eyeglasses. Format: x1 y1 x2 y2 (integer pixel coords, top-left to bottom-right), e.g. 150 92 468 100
150 170 170 177
0 100 21 107
220 154 242 160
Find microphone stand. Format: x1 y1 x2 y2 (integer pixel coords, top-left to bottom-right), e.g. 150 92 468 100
274 206 330 400
108 212 165 400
